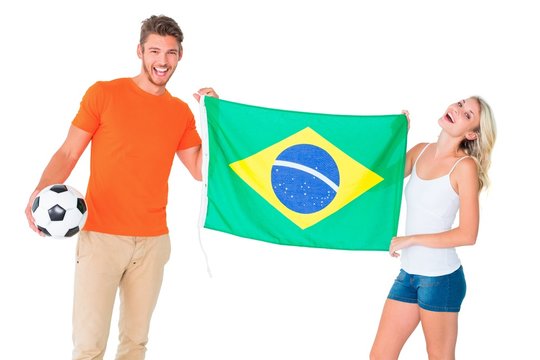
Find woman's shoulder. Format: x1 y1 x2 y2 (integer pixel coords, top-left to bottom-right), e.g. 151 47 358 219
410 142 430 152
407 142 430 159
404 142 430 175
450 156 479 192
452 156 478 176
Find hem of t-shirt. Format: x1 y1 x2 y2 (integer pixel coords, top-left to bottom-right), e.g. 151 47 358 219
71 120 95 135
400 262 462 277
81 226 170 238
177 139 202 151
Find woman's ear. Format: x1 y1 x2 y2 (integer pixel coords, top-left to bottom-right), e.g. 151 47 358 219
465 131 478 141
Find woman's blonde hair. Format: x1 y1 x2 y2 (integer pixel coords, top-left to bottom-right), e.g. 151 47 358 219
460 96 496 190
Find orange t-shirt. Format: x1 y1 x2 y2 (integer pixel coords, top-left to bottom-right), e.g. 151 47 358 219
72 78 201 236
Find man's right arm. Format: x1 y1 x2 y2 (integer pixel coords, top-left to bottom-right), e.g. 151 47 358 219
25 125 92 234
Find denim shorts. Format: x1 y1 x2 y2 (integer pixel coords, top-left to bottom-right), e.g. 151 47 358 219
387 266 466 312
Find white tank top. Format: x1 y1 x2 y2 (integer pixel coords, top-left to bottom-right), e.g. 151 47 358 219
400 143 469 276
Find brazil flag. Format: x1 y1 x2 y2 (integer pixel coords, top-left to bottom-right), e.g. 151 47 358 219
200 96 407 250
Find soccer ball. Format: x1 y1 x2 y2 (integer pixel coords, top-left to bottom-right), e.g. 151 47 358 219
31 184 88 239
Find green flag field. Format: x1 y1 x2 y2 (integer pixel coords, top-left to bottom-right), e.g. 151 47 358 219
200 96 407 251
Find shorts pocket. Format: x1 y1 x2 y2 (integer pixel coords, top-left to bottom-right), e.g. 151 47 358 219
395 270 407 282
75 231 91 262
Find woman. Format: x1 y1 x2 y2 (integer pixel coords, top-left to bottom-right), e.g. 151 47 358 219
370 97 496 359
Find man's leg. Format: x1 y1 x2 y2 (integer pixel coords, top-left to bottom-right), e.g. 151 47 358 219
72 231 132 360
115 234 171 360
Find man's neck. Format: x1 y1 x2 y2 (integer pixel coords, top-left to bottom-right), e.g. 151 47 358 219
132 74 167 96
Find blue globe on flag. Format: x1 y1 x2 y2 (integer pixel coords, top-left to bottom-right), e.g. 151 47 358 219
271 144 340 214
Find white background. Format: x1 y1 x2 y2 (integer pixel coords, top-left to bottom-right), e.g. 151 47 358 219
1 0 538 359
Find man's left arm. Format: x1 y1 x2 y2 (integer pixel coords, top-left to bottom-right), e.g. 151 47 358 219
176 145 202 181
177 87 219 181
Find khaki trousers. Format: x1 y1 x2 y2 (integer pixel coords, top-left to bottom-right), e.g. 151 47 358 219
72 231 171 360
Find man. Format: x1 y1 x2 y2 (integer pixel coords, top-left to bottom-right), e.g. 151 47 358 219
24 15 218 359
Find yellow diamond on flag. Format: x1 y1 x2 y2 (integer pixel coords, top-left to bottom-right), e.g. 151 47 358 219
229 127 384 229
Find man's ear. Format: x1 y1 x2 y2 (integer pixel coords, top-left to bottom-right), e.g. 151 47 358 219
137 44 143 59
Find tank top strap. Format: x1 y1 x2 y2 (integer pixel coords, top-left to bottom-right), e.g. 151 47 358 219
413 143 431 168
448 156 471 176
